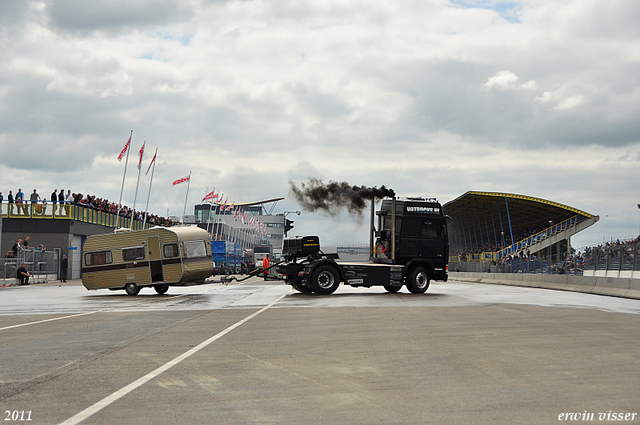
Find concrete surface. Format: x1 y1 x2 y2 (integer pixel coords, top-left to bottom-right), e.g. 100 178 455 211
1 277 639 424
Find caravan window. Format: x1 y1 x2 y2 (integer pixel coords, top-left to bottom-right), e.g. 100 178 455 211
122 246 145 261
85 251 112 266
163 244 179 258
183 240 207 258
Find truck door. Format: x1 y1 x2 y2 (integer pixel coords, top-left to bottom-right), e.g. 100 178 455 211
420 219 447 258
147 235 164 283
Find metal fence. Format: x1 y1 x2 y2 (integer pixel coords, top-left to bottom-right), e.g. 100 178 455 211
2 248 60 285
449 252 584 276
582 242 640 272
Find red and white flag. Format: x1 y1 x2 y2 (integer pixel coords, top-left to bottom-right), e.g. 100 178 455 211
202 190 216 202
173 175 190 186
145 150 156 175
118 135 131 162
137 142 145 170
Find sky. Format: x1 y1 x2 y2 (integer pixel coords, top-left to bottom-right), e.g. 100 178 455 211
1 0 640 249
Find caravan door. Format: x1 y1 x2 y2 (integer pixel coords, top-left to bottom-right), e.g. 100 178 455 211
147 235 164 282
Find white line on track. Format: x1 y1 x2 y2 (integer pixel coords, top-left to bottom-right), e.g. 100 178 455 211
0 311 100 331
58 290 290 425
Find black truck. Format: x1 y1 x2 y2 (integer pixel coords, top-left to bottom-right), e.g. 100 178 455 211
276 197 449 295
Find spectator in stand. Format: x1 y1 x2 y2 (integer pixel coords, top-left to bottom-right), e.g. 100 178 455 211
23 236 30 249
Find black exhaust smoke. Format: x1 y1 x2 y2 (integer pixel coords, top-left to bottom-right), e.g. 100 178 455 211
289 178 395 216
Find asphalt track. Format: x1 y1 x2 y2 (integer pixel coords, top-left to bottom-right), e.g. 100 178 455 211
1 277 639 425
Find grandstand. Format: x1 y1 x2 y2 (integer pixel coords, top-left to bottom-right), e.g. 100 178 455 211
443 191 599 265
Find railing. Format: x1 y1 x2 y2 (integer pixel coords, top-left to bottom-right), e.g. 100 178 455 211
2 248 60 285
0 201 151 231
583 242 640 273
497 214 584 258
450 252 583 275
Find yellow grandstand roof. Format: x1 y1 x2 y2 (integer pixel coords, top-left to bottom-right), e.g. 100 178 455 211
443 191 595 243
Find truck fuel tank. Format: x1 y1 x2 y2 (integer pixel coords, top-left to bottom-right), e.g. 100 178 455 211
283 235 320 257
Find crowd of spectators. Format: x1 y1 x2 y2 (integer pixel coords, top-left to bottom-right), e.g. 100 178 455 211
70 192 176 226
0 188 177 227
581 236 640 270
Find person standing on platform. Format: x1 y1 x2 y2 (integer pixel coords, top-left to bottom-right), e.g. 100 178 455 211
8 190 14 215
51 189 58 215
59 189 65 215
15 189 25 215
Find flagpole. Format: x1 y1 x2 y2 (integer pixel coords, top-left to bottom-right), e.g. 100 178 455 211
116 130 132 230
215 195 223 240
206 187 215 237
182 171 192 224
143 147 158 227
130 141 145 230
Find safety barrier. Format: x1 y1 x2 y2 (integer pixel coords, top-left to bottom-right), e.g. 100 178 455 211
450 271 640 300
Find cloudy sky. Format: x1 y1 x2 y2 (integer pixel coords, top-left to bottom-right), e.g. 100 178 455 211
1 0 639 248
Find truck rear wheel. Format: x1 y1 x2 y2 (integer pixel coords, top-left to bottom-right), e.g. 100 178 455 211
125 282 140 296
384 285 402 293
311 265 340 295
406 267 430 294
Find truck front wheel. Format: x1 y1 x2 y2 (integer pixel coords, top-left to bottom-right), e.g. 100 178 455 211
311 265 340 295
293 283 313 294
406 267 430 294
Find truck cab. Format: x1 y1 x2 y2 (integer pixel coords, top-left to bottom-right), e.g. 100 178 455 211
276 197 449 295
373 198 449 282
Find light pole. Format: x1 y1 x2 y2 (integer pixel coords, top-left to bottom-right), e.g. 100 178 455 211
283 211 301 237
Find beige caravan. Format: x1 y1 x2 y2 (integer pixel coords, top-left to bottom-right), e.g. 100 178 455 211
82 226 213 295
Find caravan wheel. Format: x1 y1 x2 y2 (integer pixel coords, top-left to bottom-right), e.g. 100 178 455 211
154 285 169 295
125 283 141 296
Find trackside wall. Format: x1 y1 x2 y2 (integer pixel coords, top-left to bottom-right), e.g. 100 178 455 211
450 272 640 300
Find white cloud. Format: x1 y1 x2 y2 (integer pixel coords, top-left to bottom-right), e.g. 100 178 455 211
483 70 537 91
